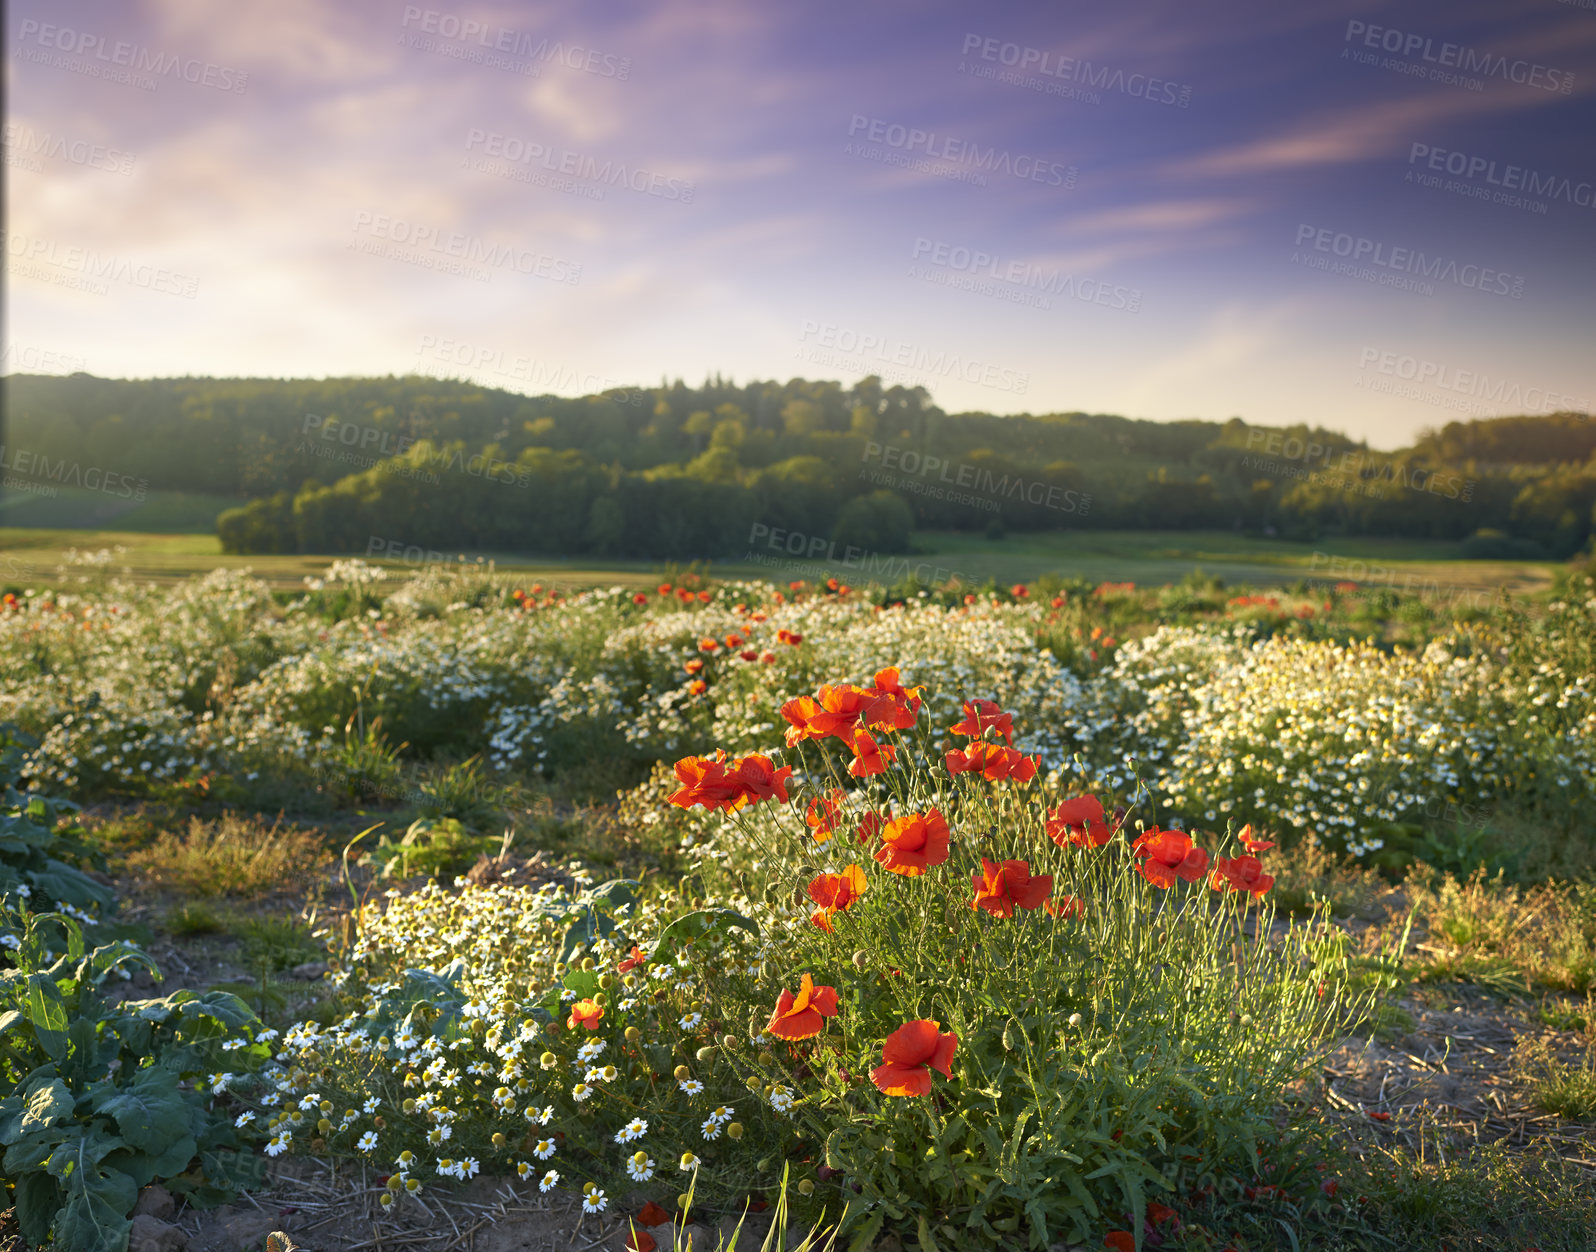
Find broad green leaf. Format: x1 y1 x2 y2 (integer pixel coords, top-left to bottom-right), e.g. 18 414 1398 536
94 1066 192 1154
13 1172 61 1247
0 1076 72 1145
22 976 68 1060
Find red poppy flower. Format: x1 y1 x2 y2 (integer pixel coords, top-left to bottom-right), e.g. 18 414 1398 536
871 1020 958 1096
1209 855 1275 898
676 588 695 603
632 592 648 605
856 810 889 844
724 634 744 648
568 999 604 1031
759 650 776 664
944 742 1037 783
618 945 648 974
1237 824 1276 853
1132 829 1209 888
970 858 1053 917
848 728 895 778
1104 1233 1135 1252
767 973 840 1040
730 753 793 806
697 590 711 602
1050 596 1064 608
637 1201 671 1227
668 751 792 811
740 649 760 661
687 679 707 696
698 637 721 653
1146 1200 1178 1227
625 1231 656 1252
873 810 950 876
1368 1110 1390 1122
805 789 845 842
667 751 741 811
807 864 867 931
658 584 672 596
684 658 705 674
949 699 1013 743
865 667 923 729
1045 894 1085 920
1045 796 1115 849
1010 584 1029 599
778 629 804 646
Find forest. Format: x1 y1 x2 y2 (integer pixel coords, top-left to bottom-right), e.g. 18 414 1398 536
4 371 1594 559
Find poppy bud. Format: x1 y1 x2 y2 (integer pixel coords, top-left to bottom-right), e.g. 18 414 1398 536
851 951 868 970
696 1046 716 1062
674 1064 691 1081
727 1123 744 1139
721 1034 739 1049
760 960 777 980
1068 1013 1083 1028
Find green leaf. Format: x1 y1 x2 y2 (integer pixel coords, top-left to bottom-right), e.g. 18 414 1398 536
14 1171 62 1247
94 1066 193 1154
22 974 70 1061
1 1075 73 1145
845 1210 884 1252
915 1213 941 1252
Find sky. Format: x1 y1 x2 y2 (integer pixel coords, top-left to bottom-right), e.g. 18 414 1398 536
4 0 1595 449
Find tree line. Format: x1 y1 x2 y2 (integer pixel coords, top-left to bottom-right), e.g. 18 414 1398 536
3 372 1593 559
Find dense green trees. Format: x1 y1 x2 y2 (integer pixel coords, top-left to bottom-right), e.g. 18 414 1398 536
5 372 1592 560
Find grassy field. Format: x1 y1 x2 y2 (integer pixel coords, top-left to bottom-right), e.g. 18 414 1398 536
0 486 245 533
0 525 1561 595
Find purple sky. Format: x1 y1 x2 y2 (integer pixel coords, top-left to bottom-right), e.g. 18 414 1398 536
5 0 1594 448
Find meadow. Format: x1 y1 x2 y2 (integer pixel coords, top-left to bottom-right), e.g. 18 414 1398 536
1 547 1593 1252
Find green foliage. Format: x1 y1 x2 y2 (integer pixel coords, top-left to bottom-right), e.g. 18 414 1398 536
0 909 269 1249
0 726 113 918
363 817 500 880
